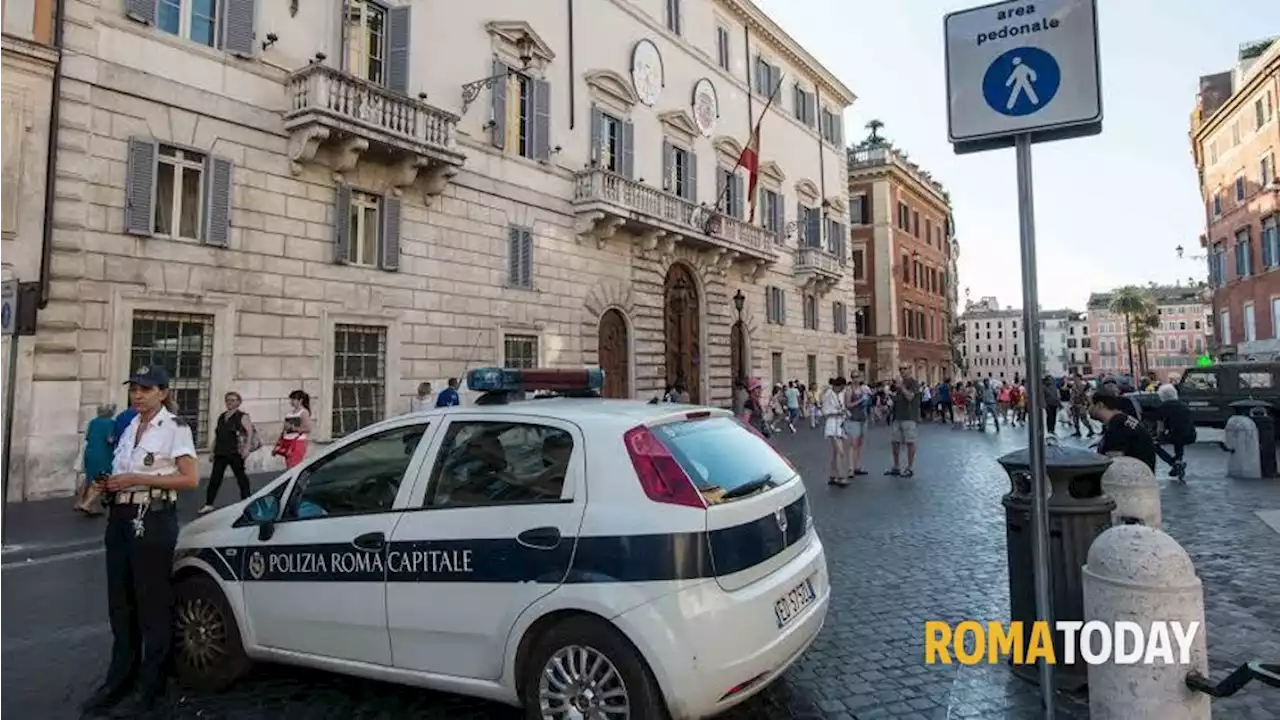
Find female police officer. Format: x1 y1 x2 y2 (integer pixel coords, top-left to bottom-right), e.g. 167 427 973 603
82 365 199 718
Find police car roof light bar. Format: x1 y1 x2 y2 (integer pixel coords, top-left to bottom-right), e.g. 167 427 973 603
466 367 606 394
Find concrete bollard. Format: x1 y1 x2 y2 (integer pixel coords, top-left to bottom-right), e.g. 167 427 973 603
1100 456 1162 528
1224 415 1262 479
1082 524 1210 720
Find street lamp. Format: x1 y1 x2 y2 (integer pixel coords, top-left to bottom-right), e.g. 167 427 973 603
732 289 747 383
460 32 535 115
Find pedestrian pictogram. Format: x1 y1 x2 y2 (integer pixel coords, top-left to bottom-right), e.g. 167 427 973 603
983 47 1061 118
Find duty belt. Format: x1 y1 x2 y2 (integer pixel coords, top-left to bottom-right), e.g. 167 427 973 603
113 489 178 505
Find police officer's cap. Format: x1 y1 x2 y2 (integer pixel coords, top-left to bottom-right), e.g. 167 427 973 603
125 364 170 388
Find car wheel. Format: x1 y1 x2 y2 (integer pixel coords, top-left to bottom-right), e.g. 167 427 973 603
521 616 668 720
173 574 252 691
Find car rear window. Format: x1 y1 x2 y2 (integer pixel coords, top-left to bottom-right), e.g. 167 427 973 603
651 417 794 502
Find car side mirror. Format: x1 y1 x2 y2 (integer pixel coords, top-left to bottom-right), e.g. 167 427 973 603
244 495 280 541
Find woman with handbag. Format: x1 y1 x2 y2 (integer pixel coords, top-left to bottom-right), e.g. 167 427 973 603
198 391 257 514
274 390 312 469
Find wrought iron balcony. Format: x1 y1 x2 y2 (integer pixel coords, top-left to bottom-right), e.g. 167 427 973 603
792 246 843 292
284 63 464 192
572 169 779 274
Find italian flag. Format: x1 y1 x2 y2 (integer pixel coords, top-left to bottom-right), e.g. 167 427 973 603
741 123 761 223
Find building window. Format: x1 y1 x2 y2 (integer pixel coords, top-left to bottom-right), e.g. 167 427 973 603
507 226 534 288
154 145 205 239
1244 302 1257 343
594 109 622 172
760 188 782 238
129 310 214 446
833 301 847 334
343 0 386 84
925 218 933 244
332 324 387 437
897 202 909 230
715 25 730 70
508 72 534 158
792 85 815 127
1235 228 1253 278
855 306 868 335
1220 310 1231 345
771 351 784 387
1258 91 1275 128
852 249 865 280
850 193 869 225
901 253 910 283
754 56 781 97
664 143 695 201
766 286 787 325
717 167 744 218
345 190 383 266
803 294 818 330
1212 192 1222 218
158 0 219 47
1262 154 1275 189
1210 240 1227 285
912 210 920 237
806 354 817 389
503 333 539 369
820 107 842 145
825 217 846 261
1263 215 1279 269
1272 297 1280 339
665 0 681 34
1235 174 1246 203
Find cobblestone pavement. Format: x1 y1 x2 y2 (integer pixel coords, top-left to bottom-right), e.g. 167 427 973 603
3 422 1277 719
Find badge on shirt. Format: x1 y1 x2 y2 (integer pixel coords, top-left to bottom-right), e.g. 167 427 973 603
143 452 155 467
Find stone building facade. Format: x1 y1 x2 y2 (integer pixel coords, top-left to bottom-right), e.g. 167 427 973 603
849 144 956 384
1088 286 1212 380
959 297 1023 383
9 0 858 499
1190 37 1279 359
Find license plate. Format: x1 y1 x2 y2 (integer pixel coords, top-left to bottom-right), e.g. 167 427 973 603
774 576 816 628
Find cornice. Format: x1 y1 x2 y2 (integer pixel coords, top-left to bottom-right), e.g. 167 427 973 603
1 32 59 67
1192 53 1279 142
719 0 856 106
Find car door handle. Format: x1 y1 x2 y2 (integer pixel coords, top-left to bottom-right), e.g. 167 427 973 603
517 526 561 551
352 531 386 552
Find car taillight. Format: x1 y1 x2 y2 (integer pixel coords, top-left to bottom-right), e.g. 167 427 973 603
623 425 706 509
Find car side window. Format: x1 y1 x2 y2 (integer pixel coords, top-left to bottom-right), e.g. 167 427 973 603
1238 372 1273 389
284 423 429 520
1180 372 1218 391
425 421 573 508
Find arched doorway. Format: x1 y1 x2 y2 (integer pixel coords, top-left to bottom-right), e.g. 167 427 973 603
598 309 630 398
663 264 701 403
729 321 746 385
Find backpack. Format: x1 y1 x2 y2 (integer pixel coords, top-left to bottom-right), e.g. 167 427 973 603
238 413 263 455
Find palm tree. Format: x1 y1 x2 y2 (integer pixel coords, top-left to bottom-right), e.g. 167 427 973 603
1109 286 1156 378
1129 310 1160 375
866 119 884 143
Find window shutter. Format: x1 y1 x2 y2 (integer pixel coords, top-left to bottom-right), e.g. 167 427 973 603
806 208 821 249
765 287 774 323
507 227 521 284
776 197 785 244
385 5 411 94
716 169 726 213
621 119 635 179
533 78 552 161
221 0 257 57
125 0 155 24
333 183 351 264
686 151 697 202
520 229 534 287
780 291 787 325
661 140 672 191
732 172 744 218
124 136 158 236
379 192 401 271
490 60 507 149
795 201 804 243
589 105 603 164
202 155 233 247
754 55 762 94
860 195 871 225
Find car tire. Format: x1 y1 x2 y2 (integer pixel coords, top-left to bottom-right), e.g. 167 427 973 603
521 616 668 720
173 574 252 692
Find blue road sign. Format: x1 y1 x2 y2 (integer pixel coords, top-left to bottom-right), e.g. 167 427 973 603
982 46 1061 118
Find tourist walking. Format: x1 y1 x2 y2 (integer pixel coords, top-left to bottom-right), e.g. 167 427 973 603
821 377 848 484
200 391 256 514
886 370 921 477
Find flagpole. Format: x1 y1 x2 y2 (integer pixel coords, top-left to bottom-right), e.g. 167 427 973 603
706 75 784 227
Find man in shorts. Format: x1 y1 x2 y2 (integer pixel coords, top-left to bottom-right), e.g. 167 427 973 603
887 369 921 477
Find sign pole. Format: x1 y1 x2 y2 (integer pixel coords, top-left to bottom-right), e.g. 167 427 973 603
1015 133 1055 717
1 320 18 547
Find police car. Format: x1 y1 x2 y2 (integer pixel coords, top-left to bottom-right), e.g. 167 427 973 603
171 368 828 719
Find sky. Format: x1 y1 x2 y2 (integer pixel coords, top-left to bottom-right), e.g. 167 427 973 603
756 0 1273 311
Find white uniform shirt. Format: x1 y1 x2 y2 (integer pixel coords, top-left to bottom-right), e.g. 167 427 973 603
112 407 197 491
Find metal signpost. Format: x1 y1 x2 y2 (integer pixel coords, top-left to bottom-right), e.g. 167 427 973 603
945 1 1102 716
2 279 20 544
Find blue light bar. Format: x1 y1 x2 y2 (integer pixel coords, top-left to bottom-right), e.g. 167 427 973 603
466 367 606 393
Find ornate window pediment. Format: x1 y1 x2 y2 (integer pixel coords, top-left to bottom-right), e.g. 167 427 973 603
659 110 699 142
795 179 820 203
759 161 785 184
584 70 638 112
712 135 743 164
826 196 847 215
485 21 556 70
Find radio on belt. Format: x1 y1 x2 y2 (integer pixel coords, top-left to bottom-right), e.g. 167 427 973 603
468 367 605 404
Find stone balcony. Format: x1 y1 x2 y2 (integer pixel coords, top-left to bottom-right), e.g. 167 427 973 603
572 169 779 278
284 63 465 197
792 246 843 293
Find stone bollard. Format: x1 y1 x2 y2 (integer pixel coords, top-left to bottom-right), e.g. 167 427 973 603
1100 456 1162 528
1082 524 1210 720
1224 415 1262 479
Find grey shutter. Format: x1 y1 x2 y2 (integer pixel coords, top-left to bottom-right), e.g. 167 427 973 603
202 155 233 247
807 94 816 127
661 140 672 191
781 291 787 325
807 208 821 249
221 0 256 57
507 227 521 284
385 5 411 94
520 229 533 287
716 169 726 212
124 137 158 236
620 119 635 179
333 183 351 264
125 0 155 24
589 105 603 164
776 197 785 243
490 59 507 149
732 173 744 218
686 151 697 203
379 192 401 271
533 78 551 161
795 201 804 244
754 54 763 94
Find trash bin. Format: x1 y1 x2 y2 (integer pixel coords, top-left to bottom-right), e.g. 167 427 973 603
1229 399 1277 478
999 444 1116 691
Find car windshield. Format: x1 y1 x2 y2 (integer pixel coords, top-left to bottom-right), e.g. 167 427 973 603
651 417 795 503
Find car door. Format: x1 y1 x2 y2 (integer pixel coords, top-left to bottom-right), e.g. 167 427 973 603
386 414 587 680
241 419 435 666
1177 368 1221 426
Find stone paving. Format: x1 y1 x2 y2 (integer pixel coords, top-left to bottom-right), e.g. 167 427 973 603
2 421 1277 719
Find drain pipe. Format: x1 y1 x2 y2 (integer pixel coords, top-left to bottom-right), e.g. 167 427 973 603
37 0 68 308
567 0 575 129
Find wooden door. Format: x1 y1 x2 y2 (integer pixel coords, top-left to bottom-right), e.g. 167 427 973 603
598 309 630 398
663 264 701 403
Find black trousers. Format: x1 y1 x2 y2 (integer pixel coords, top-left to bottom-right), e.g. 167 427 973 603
206 453 251 505
103 503 178 698
1045 406 1058 434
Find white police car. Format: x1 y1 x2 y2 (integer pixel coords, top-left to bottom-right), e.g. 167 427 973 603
172 368 828 719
